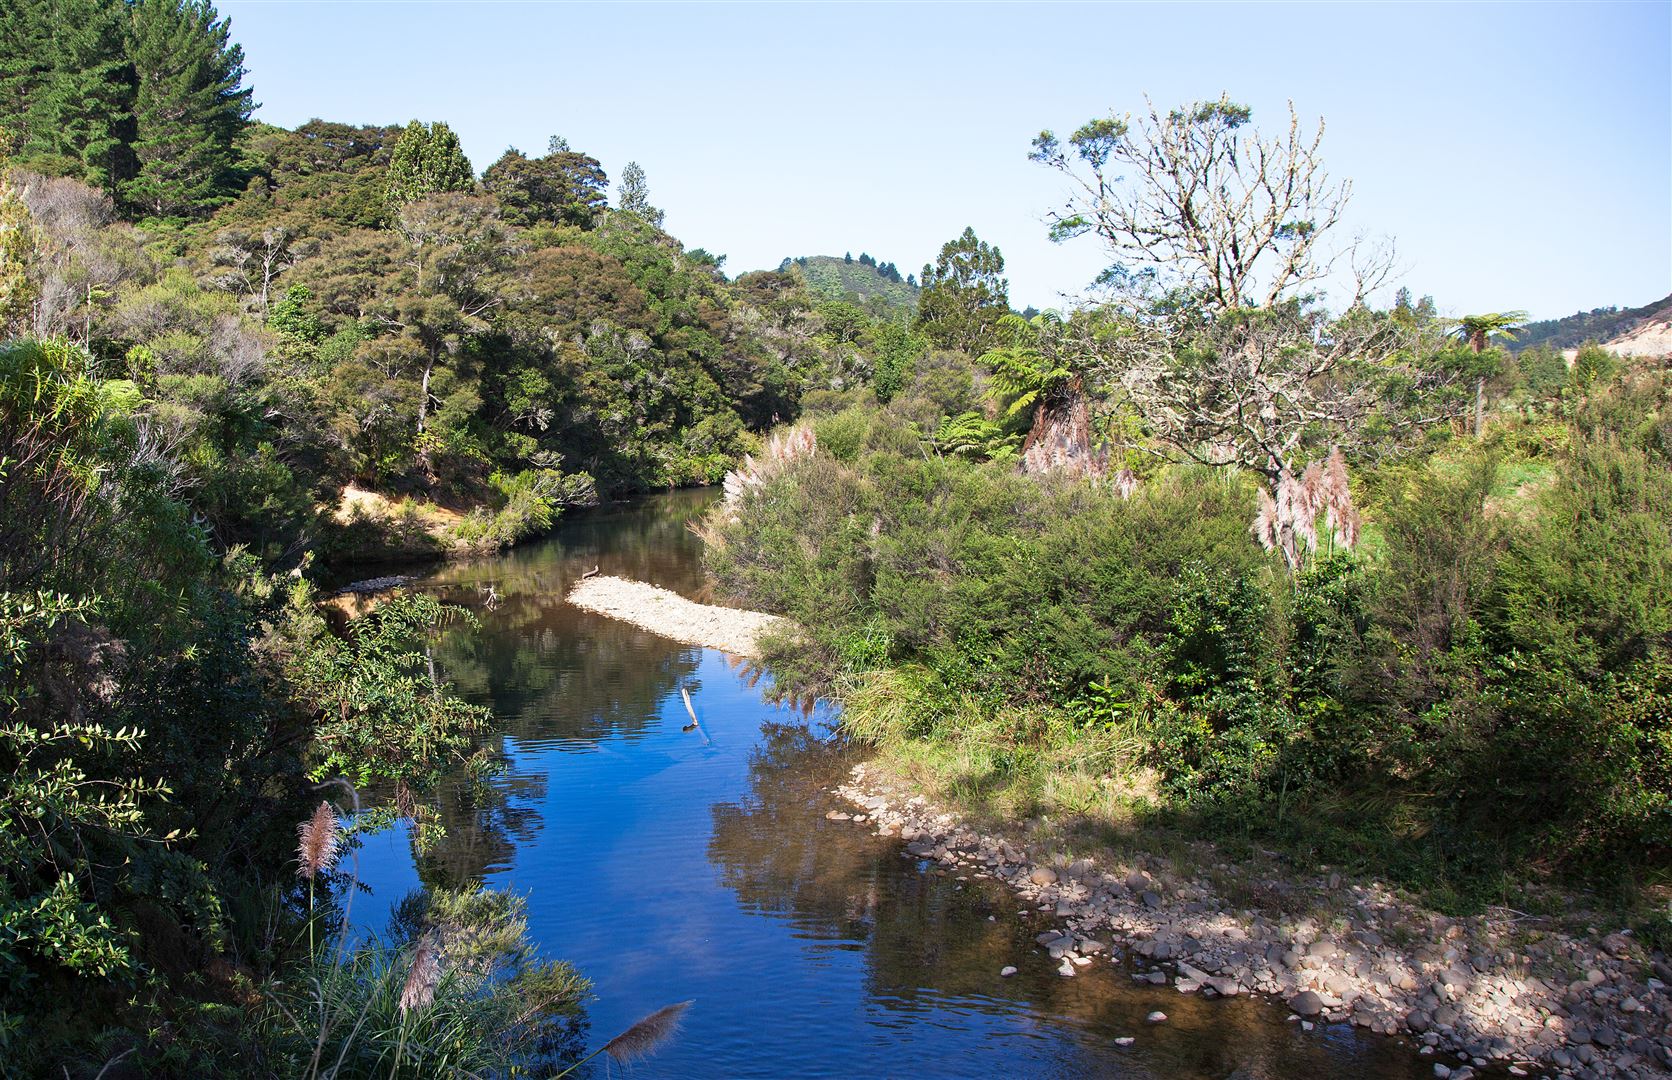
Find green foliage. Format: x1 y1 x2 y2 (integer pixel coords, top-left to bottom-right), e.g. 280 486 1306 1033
0 0 136 192
293 595 494 843
0 164 34 335
482 146 608 229
914 226 1009 354
121 0 254 220
979 310 1071 419
789 254 919 320
711 366 1672 907
385 120 473 213
615 159 662 227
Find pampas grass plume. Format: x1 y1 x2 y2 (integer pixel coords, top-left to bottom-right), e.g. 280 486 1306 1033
602 1000 694 1065
399 937 441 1014
296 800 341 881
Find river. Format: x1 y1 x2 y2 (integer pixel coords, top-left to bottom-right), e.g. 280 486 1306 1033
350 489 1434 1079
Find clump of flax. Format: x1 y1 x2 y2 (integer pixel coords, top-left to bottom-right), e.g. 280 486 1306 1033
297 801 341 880
601 1000 694 1065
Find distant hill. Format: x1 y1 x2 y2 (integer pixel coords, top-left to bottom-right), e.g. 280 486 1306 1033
780 255 920 318
1597 296 1672 358
1513 294 1672 353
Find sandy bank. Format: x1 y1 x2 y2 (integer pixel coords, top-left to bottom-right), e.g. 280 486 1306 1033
565 575 789 658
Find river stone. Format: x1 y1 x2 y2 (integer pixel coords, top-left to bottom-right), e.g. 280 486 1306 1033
1142 891 1163 909
1000 966 1017 977
1146 1010 1168 1023
1291 991 1325 1016
1114 1037 1135 1047
1309 938 1338 959
1031 867 1059 886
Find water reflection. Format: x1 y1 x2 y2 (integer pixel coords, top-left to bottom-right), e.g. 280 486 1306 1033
348 491 1434 1079
707 721 1434 1079
400 490 717 885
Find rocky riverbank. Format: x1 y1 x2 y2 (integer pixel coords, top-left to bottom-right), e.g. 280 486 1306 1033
566 574 789 657
833 761 1672 1080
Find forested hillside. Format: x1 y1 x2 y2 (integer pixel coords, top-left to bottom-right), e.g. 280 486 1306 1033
1513 293 1672 353
0 1 997 1071
0 0 962 567
780 253 919 319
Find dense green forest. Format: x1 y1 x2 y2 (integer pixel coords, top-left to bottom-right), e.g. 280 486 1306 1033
0 0 972 1071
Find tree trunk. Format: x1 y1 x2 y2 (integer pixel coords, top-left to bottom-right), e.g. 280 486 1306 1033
1474 375 1486 437
1019 376 1108 479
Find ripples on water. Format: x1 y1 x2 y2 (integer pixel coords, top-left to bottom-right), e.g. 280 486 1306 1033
349 490 1432 1079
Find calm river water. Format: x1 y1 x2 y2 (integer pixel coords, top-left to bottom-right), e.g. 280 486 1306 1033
351 489 1433 1079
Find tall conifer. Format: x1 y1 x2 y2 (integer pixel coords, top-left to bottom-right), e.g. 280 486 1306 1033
122 0 253 218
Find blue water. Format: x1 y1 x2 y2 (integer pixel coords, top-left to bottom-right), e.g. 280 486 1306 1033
349 490 1433 1078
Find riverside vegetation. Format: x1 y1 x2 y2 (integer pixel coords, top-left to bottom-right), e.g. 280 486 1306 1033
0 1 1665 1076
0 0 916 1071
701 98 1672 1076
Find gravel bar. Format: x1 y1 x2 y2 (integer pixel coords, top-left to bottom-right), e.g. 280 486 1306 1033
566 575 789 657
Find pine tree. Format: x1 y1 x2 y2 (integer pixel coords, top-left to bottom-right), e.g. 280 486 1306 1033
386 120 474 214
121 0 253 218
616 160 662 227
0 0 136 192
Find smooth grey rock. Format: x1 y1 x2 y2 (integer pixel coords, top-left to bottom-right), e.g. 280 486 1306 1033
1291 991 1324 1017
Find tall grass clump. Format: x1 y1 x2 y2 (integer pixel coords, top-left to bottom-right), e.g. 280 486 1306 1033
254 885 590 1079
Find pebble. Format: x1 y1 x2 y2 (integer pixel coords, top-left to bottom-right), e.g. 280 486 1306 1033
1290 991 1324 1017
1114 1036 1135 1047
1000 966 1017 977
1146 1011 1167 1023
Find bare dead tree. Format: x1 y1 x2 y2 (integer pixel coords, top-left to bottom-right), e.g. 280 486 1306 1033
206 224 316 313
1082 299 1467 569
1031 95 1390 311
1028 96 1456 568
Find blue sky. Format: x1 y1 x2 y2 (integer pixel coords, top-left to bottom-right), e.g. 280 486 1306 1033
220 1 1669 319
